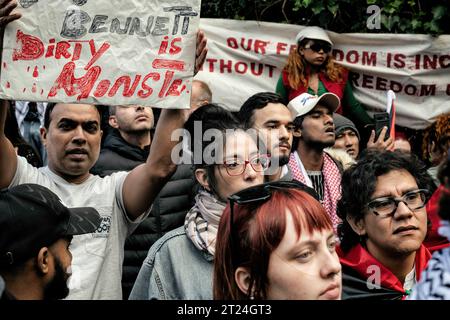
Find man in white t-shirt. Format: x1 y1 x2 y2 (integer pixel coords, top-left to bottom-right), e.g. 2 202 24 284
0 1 207 299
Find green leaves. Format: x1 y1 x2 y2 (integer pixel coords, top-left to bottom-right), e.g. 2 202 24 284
200 0 449 35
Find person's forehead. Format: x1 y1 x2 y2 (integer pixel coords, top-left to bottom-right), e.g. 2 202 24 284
373 169 418 195
339 128 357 135
312 104 332 113
52 104 100 122
254 103 291 122
223 132 258 156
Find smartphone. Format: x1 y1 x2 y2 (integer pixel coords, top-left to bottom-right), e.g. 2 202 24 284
374 112 390 141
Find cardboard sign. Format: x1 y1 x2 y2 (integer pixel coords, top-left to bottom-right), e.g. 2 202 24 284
0 0 201 108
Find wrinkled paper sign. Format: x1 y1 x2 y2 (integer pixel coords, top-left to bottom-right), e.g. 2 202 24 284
0 0 200 108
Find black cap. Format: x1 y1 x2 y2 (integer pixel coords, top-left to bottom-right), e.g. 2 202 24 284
0 184 101 267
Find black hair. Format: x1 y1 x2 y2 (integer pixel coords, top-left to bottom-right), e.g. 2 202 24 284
337 149 436 252
237 92 286 129
184 103 244 198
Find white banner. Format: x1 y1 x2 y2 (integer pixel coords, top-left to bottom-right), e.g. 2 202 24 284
0 0 200 109
197 19 450 129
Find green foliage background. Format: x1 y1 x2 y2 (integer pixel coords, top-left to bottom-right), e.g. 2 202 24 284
201 0 449 34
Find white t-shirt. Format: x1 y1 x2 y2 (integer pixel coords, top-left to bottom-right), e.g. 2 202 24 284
404 265 416 293
10 156 150 300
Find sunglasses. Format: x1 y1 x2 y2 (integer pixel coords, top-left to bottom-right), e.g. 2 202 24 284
227 180 319 263
303 42 332 54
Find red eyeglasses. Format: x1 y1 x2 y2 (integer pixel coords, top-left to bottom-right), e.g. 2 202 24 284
222 154 270 176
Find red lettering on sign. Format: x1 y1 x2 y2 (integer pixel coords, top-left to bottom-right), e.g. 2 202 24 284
158 36 169 55
45 39 55 58
138 72 160 98
13 30 44 61
93 80 111 98
108 75 142 97
169 38 182 55
48 62 101 100
158 71 174 98
55 41 71 59
152 59 185 71
276 42 288 55
84 42 111 70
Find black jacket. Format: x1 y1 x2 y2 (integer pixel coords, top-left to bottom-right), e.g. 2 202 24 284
90 130 195 298
91 129 149 177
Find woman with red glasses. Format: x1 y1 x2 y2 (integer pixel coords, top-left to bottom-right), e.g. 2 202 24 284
213 181 342 300
276 26 373 130
129 104 267 300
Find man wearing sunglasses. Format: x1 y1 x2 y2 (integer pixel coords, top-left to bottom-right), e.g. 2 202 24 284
238 92 295 182
337 150 435 299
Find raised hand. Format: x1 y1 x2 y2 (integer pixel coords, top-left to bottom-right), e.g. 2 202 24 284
0 0 21 29
367 126 395 151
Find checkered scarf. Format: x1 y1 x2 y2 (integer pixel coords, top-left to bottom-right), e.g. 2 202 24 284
184 190 226 256
288 151 342 231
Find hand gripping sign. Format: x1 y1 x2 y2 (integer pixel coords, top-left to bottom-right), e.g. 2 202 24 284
0 0 200 109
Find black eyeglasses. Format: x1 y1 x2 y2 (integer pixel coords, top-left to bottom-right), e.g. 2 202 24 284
366 189 431 218
227 180 319 262
303 41 332 54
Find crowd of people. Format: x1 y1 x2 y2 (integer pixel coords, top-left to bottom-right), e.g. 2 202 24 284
1 0 450 301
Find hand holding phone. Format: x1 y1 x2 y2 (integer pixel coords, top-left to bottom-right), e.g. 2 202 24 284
374 112 390 141
367 113 395 151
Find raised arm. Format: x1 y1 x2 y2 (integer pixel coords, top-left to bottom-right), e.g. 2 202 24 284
122 30 207 220
0 0 21 188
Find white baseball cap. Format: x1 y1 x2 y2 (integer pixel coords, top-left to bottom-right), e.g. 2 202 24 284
295 26 333 46
288 92 340 119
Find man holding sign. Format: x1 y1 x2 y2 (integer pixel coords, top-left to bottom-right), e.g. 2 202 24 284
0 0 207 299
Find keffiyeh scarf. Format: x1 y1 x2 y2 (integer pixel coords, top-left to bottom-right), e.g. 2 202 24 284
184 190 226 256
288 151 341 230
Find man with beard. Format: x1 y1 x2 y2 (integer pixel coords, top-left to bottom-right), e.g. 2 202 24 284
238 92 295 182
287 92 342 230
0 184 101 300
91 105 156 176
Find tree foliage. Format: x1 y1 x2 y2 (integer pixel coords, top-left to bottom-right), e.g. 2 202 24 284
201 0 449 34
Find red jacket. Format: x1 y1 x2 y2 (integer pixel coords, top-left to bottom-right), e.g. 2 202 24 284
337 243 431 299
281 68 348 114
424 185 450 252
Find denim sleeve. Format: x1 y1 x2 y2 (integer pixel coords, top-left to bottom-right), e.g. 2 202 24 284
128 248 165 300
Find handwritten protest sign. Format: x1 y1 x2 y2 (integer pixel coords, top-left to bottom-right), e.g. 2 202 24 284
0 0 200 109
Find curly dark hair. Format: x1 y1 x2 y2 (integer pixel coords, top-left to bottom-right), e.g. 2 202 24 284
337 150 436 252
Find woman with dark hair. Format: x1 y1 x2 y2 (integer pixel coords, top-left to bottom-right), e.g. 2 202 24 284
337 150 435 299
410 152 450 299
276 26 372 130
129 104 266 299
213 181 341 300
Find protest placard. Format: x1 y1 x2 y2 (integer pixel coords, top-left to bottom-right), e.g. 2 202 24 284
197 19 450 129
0 0 200 109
